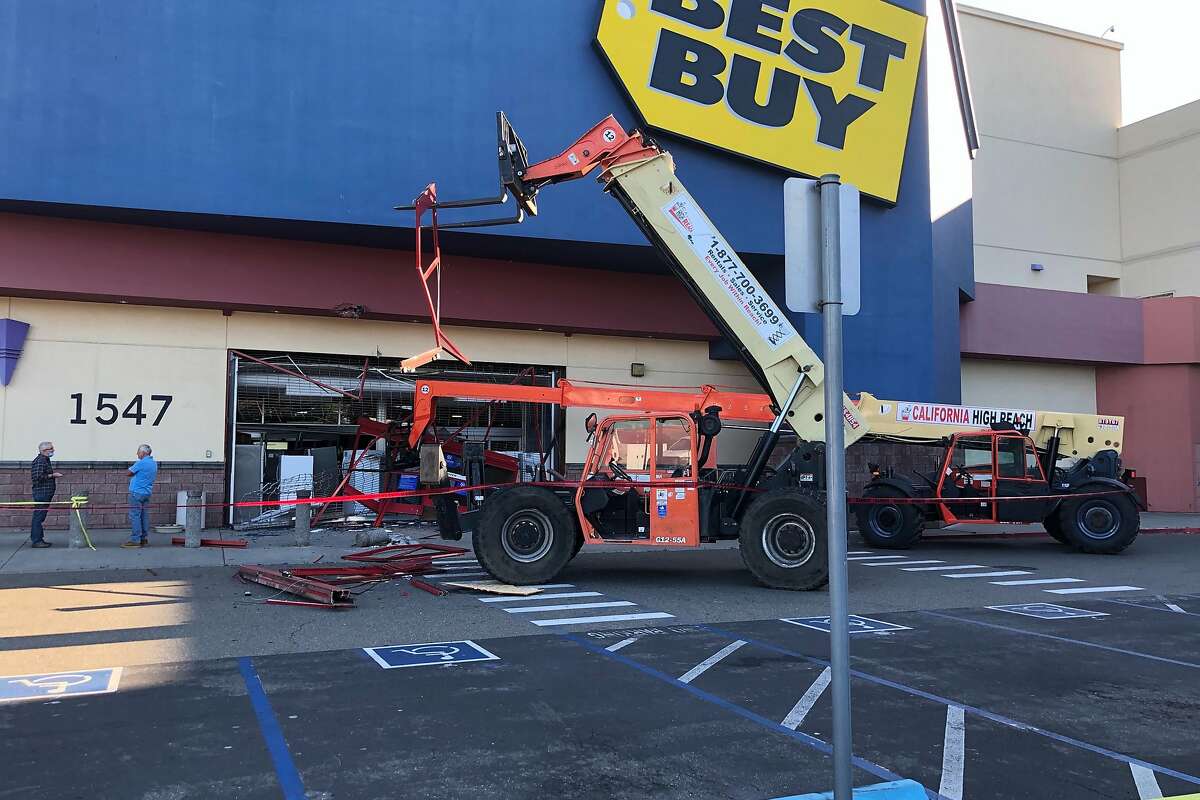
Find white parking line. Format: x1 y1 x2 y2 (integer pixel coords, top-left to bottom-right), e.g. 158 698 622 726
781 666 831 730
943 570 1031 579
902 564 989 572
1156 595 1188 614
606 638 638 652
530 611 674 627
480 591 600 603
846 551 874 555
1130 763 1162 798
1045 586 1145 595
437 559 480 565
846 555 908 561
504 601 636 614
864 560 944 567
939 705 966 800
678 640 747 684
990 578 1085 586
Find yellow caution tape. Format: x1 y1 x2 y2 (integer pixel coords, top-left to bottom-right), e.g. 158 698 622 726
70 495 95 551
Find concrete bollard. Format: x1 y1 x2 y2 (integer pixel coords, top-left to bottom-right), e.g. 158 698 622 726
184 490 203 548
68 492 88 549
294 490 311 547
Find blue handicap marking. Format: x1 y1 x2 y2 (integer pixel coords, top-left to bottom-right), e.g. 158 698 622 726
364 640 500 670
781 615 911 634
0 667 122 703
771 778 927 799
988 603 1108 620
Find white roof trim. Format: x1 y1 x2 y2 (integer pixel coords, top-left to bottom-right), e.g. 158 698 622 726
957 4 1124 51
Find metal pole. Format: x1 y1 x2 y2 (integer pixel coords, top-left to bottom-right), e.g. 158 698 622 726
818 173 852 800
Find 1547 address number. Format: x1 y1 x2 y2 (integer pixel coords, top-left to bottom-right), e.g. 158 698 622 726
69 393 173 426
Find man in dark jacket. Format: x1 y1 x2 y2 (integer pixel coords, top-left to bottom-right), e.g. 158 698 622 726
30 441 63 548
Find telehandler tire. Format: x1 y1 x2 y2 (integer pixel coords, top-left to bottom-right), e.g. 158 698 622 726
474 486 576 584
1042 513 1069 545
854 486 924 549
739 490 828 590
1056 487 1140 554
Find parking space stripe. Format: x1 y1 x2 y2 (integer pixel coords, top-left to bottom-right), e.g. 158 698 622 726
939 706 966 800
564 635 909 786
606 637 638 652
1131 764 1163 799
1164 602 1188 614
921 610 1200 669
531 611 674 627
1045 586 1144 595
846 555 907 561
678 640 747 684
865 560 944 567
990 578 1084 586
780 666 831 730
237 657 307 800
480 591 599 603
700 624 1200 789
846 551 874 555
943 570 1031 579
902 564 988 572
503 601 636 614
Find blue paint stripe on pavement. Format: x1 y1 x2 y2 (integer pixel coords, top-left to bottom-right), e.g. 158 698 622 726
700 624 1200 788
773 778 928 799
920 610 1200 669
563 634 944 799
238 657 307 800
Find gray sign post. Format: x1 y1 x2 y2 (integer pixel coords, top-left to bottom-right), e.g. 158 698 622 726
785 175 861 800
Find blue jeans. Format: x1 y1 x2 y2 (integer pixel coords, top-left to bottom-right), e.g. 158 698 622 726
128 492 151 543
30 488 54 544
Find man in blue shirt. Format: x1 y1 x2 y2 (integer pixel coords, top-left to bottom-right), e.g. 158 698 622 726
123 444 158 548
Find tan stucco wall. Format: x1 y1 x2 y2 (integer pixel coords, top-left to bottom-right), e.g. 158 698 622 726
961 359 1097 414
960 6 1123 295
1117 99 1200 298
0 297 757 464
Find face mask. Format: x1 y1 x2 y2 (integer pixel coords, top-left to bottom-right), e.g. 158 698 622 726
46 450 55 458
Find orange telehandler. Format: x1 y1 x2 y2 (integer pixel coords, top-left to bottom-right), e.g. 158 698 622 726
398 113 1143 589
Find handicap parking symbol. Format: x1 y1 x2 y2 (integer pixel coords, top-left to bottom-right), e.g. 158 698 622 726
363 640 500 670
781 615 911 634
987 603 1107 620
0 667 123 703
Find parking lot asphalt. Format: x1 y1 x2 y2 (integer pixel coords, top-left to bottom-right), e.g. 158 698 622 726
2 530 1198 799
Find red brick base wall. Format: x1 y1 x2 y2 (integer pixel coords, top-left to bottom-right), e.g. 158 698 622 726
0 463 226 532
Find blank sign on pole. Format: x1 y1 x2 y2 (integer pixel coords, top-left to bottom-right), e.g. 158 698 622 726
784 178 861 316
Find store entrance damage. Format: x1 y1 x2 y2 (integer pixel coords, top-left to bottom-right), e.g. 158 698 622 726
227 350 562 531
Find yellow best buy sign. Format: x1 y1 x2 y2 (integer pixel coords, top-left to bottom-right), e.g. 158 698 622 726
596 0 927 202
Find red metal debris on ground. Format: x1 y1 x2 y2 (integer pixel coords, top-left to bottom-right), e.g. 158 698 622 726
172 537 250 548
238 543 470 609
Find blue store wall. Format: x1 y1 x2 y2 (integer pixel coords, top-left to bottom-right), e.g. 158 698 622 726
0 0 970 402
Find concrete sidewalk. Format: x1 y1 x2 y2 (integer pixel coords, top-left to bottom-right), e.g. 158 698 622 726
0 525 426 574
2 511 1196 576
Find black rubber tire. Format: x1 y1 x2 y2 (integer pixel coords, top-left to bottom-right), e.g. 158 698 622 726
1056 488 1140 554
1043 513 1069 545
474 486 576 584
738 490 828 591
853 487 924 549
570 530 585 559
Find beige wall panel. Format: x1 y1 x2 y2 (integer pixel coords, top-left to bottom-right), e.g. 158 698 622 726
1 340 226 462
12 299 226 349
959 10 1121 156
972 137 1121 264
972 246 1121 292
1120 249 1200 299
1119 98 1200 157
1118 135 1200 262
962 359 1097 413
